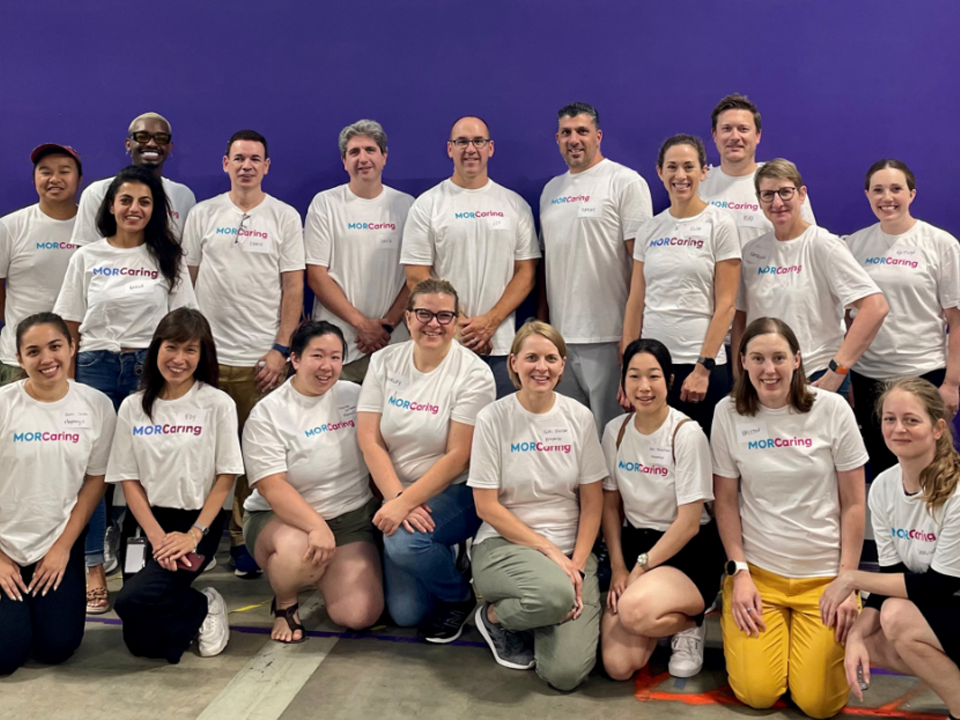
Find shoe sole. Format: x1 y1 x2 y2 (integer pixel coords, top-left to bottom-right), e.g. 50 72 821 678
421 622 466 644
200 591 230 657
474 606 535 670
668 663 704 678
234 569 262 579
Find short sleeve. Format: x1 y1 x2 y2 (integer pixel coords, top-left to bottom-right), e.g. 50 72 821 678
868 479 900 568
514 200 541 260
822 236 881 309
577 410 608 485
450 362 496 426
713 214 742 262
71 184 105 247
931 497 960 578
466 406 502 489
618 174 653 242
399 196 436 266
357 350 387 413
936 233 960 310
0 219 12 279
800 193 816 225
178 188 197 225
182 209 203 267
214 395 245 476
241 402 288 484
710 402 739 479
278 208 305 273
105 398 139 482
53 252 87 323
827 395 869 471
600 422 619 491
86 392 117 476
673 421 714 505
303 194 333 267
169 257 198 310
633 222 650 263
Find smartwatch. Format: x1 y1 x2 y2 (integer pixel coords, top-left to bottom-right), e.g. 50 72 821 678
726 560 750 577
828 359 849 376
696 356 716 371
192 522 209 537
272 343 290 359
381 322 395 335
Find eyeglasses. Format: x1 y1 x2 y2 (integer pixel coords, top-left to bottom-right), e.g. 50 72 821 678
129 131 172 145
411 308 457 325
234 213 251 245
449 138 491 148
758 187 798 204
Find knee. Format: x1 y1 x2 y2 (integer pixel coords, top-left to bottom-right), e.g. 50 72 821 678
617 594 658 637
731 684 783 711
879 598 915 644
538 659 592 692
791 691 845 720
526 581 576 625
386 591 428 628
602 651 640 682
383 530 431 567
329 593 384 631
33 634 82 667
0 647 28 676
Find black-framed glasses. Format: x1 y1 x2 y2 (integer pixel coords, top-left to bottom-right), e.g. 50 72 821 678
129 131 172 145
449 138 491 148
758 187 798 204
234 213 251 245
411 308 456 325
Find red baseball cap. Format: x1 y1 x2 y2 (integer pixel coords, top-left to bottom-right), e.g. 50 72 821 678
30 143 83 174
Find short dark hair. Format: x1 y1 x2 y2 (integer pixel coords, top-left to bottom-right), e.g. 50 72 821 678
657 134 707 169
733 317 813 416
865 159 916 192
226 130 269 159
290 320 347 360
449 116 491 139
16 312 72 355
141 309 220 420
621 338 674 392
558 102 599 129
711 93 762 133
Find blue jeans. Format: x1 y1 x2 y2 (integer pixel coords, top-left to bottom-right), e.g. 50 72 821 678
807 367 852 396
482 355 516 400
76 349 147 568
383 481 481 627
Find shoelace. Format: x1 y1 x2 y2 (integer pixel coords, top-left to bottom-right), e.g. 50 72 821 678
671 632 701 654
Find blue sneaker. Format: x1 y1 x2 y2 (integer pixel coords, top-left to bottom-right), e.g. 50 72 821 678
230 545 262 579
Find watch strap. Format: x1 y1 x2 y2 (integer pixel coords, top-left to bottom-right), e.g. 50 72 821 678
828 359 850 376
272 343 290 359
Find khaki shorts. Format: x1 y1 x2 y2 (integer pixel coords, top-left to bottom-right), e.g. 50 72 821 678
243 497 379 556
0 363 25 386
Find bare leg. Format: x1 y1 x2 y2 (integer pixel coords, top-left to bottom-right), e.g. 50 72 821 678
316 542 383 631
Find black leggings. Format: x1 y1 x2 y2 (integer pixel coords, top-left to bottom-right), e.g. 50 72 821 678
0 535 86 675
115 506 224 664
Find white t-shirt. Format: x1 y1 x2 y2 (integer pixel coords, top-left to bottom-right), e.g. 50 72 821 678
106 382 243 510
846 221 960 379
634 205 741 364
71 176 197 246
242 379 372 519
737 225 881 375
183 193 305 366
601 409 713 531
711 388 868 578
870 464 960 578
358 340 495 487
53 240 197 352
468 393 607 555
400 179 540 356
0 204 78 365
540 158 653 344
700 164 817 246
0 381 116 566
305 184 414 365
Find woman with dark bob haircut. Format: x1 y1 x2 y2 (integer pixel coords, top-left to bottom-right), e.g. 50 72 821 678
108 308 243 663
54 165 197 613
712 317 868 718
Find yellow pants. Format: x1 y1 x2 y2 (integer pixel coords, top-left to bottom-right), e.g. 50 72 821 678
721 564 849 719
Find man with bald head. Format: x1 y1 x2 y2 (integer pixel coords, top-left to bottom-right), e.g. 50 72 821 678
71 112 197 246
402 115 540 397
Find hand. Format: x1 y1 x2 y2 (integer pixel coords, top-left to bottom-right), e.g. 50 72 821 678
460 313 498 353
0 551 27 601
354 317 391 355
154 530 198 568
476 340 493 356
939 381 959 419
303 524 336 567
28 540 71 596
607 564 630 613
374 496 434 537
626 562 646 588
811 369 844 393
819 571 856 631
401 505 435 534
540 544 583 621
844 633 871 702
731 573 767 637
617 384 633 412
834 593 860 645
680 364 710 403
255 349 287 393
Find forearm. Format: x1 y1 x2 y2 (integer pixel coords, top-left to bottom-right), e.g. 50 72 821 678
571 482 603 570
699 301 736 361
384 284 410 327
121 480 165 542
622 262 644 344
485 261 535 326
57 475 106 549
647 507 701 569
730 311 746 375
402 451 469 507
404 265 431 293
358 435 404 499
276 272 304 346
944 310 960 385
260 477 329 535
839 502 865 574
308 266 365 328
535 260 549 322
714 480 747 561
194 474 235 531
850 607 883 641
602 491 628 572
835 294 889 368
845 569 907 599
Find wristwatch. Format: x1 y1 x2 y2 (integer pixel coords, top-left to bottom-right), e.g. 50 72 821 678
272 343 290 359
636 552 650 571
696 356 716 371
192 522 209 537
828 359 849 376
726 560 749 577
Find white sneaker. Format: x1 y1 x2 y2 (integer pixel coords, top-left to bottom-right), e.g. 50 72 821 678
668 623 706 678
203 556 217 573
198 587 230 657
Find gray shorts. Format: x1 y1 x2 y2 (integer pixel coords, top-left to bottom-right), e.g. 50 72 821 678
242 497 379 555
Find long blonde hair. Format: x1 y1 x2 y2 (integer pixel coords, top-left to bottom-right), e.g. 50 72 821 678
878 377 960 514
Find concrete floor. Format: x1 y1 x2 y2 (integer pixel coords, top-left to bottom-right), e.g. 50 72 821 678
1 539 948 720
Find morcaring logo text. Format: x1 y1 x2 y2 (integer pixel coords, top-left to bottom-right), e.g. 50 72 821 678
304 420 355 437
388 395 440 415
510 441 572 454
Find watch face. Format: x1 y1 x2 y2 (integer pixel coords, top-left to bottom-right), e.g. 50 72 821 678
725 560 737 575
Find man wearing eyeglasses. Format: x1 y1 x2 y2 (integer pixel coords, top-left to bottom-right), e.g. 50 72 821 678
70 112 196 246
401 116 540 398
305 119 414 383
699 93 816 246
183 129 305 578
538 102 653 433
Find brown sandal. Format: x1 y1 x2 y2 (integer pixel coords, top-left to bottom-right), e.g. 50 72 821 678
86 587 110 615
271 597 307 644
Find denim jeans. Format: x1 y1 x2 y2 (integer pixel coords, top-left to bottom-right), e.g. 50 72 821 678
383 481 481 627
76 349 147 568
807 367 852 396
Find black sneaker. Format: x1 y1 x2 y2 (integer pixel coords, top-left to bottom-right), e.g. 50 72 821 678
475 603 535 670
418 594 476 644
454 541 472 582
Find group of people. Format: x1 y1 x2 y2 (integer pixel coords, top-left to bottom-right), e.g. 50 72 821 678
0 93 958 720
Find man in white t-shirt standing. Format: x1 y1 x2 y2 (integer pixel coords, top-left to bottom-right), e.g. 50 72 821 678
0 143 83 384
306 119 414 383
183 129 305 578
700 93 816 245
71 112 196 246
539 102 653 432
401 116 540 398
